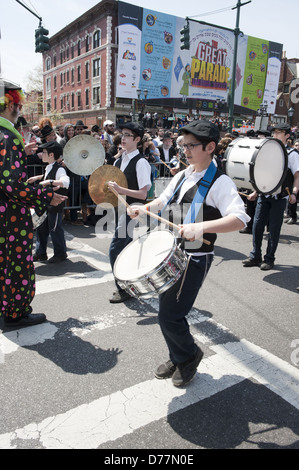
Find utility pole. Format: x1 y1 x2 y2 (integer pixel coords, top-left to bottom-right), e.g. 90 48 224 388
228 0 251 133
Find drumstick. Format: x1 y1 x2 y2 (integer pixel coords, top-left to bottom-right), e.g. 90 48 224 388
108 185 210 245
285 187 292 201
160 160 172 171
238 191 249 198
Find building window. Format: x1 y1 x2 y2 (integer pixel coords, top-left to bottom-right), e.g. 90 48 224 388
71 44 74 59
66 47 69 60
71 68 75 84
279 99 284 107
71 93 75 108
93 86 100 105
93 30 101 49
77 65 81 83
53 55 57 67
78 40 81 56
85 62 90 80
54 75 57 90
77 93 81 108
93 58 101 77
54 97 57 109
86 35 90 52
283 84 289 93
46 77 51 92
85 89 89 106
60 72 63 87
61 98 63 110
46 57 51 71
66 70 69 83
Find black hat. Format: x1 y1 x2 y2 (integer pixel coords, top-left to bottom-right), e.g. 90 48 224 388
91 125 100 133
38 141 63 160
246 129 256 137
180 120 220 144
15 116 28 129
271 123 291 134
74 120 88 129
161 132 173 140
40 125 54 138
256 129 271 137
119 122 144 138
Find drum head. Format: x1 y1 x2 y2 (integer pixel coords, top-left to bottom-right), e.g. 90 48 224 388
250 138 288 194
114 230 174 281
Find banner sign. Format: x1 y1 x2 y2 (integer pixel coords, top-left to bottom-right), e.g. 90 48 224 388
116 2 283 114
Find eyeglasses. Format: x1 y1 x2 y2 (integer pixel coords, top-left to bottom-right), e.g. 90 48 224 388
121 133 134 138
182 142 203 151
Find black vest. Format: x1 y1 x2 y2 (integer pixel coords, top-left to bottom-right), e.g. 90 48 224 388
115 154 147 205
169 168 223 253
46 162 68 213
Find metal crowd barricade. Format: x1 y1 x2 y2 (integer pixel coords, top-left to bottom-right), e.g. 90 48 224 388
27 164 95 211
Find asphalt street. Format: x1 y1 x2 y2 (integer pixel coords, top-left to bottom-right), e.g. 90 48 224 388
0 209 298 451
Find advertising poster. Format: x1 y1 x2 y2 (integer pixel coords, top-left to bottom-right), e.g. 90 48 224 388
240 36 269 112
116 2 282 114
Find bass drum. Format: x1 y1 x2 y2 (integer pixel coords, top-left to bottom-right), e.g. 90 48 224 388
114 230 187 299
223 137 288 195
30 209 47 229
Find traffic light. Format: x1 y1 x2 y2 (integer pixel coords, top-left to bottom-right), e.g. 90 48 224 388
35 26 50 53
180 23 190 51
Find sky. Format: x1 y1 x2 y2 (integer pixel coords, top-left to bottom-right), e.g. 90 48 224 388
1 0 299 91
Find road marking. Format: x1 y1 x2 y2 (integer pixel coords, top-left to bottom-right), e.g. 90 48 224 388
35 232 114 295
0 338 298 449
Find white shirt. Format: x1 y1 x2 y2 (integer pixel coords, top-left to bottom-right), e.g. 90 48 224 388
116 149 152 191
45 162 70 189
159 164 250 227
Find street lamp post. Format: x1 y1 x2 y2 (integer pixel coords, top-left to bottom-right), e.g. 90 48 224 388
288 107 295 127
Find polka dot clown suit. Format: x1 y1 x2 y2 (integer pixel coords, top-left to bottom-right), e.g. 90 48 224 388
0 126 54 320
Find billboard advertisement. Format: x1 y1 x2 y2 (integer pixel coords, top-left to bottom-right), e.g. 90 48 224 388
116 2 283 114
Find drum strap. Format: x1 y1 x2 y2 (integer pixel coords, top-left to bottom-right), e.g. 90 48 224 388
183 161 217 224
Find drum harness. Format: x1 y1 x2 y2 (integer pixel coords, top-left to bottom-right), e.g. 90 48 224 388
155 161 217 301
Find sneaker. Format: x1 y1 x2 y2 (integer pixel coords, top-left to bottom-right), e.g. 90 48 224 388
172 347 204 387
33 253 48 262
4 313 47 328
154 360 176 379
109 290 132 303
48 254 68 263
260 261 274 271
286 218 296 225
242 257 262 267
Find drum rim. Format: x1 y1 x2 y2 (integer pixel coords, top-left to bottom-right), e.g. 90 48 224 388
249 137 288 195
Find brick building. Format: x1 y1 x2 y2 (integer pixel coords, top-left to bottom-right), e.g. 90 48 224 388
42 0 130 129
275 56 299 129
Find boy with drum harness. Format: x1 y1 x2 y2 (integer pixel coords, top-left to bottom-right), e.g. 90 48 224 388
128 120 249 387
243 122 299 271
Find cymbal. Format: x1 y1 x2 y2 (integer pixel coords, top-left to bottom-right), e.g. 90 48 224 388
63 135 105 175
88 165 128 206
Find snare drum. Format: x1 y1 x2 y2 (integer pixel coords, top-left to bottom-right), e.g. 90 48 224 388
114 230 187 298
30 209 47 229
224 137 288 195
154 177 172 197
